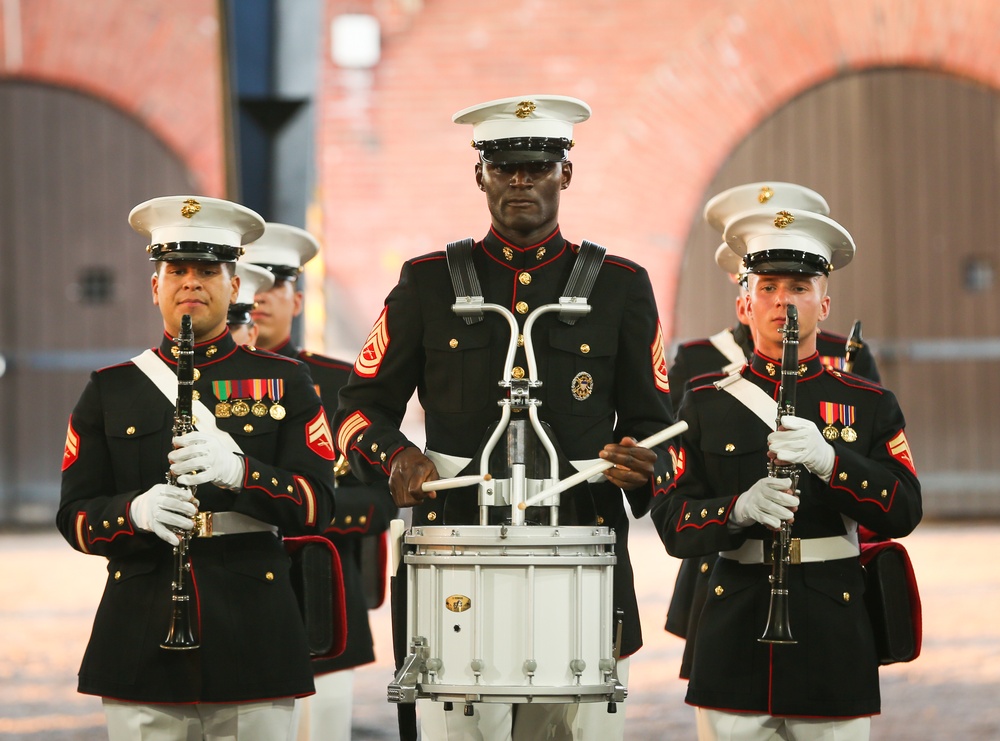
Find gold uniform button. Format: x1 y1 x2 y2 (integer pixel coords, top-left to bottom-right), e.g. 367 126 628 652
117 517 125 525
843 592 851 603
371 443 379 453
700 509 708 518
517 334 524 347
881 489 888 498
192 390 200 401
192 368 201 381
714 586 724 596
344 516 353 525
656 475 663 484
862 481 869 489
725 443 735 452
596 516 605 525
449 338 459 349
380 452 387 461
700 562 709 574
271 478 279 486
287 485 294 493
518 272 532 285
839 472 848 481
511 366 525 379
427 511 438 522
718 508 725 516
114 571 121 581
580 343 590 354
252 471 261 480
244 424 253 433
103 520 110 529
126 426 136 435
357 433 364 442
684 512 691 521
359 515 367 525
515 301 529 314
265 572 274 581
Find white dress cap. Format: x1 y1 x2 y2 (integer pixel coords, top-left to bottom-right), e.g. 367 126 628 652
704 182 830 234
452 95 591 164
714 243 747 277
724 209 855 276
242 223 321 280
234 262 275 305
129 195 264 262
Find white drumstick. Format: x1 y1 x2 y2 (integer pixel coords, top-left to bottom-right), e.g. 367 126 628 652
419 473 492 492
517 421 689 510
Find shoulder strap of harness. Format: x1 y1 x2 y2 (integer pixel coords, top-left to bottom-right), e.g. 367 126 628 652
445 238 483 325
445 237 606 326
559 239 607 325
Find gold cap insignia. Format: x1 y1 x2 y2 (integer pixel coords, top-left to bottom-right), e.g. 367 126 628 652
774 210 795 229
758 186 774 204
515 100 537 119
181 198 201 219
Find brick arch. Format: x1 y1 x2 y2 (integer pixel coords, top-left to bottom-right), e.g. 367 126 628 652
628 5 1000 332
1 0 226 197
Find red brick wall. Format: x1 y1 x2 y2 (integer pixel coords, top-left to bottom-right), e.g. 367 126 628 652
0 0 227 196
317 0 1000 358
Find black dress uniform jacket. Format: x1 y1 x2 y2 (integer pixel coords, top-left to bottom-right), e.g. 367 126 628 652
57 330 336 703
664 325 882 678
334 227 676 657
651 351 921 717
272 339 397 674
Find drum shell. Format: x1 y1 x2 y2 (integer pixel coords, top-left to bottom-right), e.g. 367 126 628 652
404 525 617 702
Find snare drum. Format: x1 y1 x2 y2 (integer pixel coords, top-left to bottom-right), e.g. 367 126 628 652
397 524 621 704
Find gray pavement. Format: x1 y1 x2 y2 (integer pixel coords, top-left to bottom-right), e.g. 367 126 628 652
2 519 998 740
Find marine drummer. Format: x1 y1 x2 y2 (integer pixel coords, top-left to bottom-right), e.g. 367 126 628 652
333 95 676 740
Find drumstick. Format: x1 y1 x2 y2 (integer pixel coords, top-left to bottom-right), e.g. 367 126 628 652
517 421 689 510
419 474 492 492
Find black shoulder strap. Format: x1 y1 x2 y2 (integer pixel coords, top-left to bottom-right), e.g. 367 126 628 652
445 238 483 325
559 239 607 325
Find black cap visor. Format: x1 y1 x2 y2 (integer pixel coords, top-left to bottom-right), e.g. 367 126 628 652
148 241 244 263
744 249 831 276
476 137 571 165
227 304 253 326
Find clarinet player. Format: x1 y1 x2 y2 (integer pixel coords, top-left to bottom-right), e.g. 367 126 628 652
651 209 921 741
56 196 336 740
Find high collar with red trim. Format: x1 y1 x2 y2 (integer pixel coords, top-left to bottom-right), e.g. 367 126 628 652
268 336 301 360
156 328 238 366
481 226 572 271
748 349 825 383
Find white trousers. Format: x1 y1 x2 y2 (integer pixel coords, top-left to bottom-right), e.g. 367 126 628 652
695 708 871 741
103 698 297 741
416 657 629 741
294 670 354 741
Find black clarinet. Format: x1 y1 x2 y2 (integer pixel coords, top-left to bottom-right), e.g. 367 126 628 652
161 314 199 650
844 320 863 373
759 304 799 645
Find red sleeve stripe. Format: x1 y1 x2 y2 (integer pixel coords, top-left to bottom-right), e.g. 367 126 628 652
337 411 370 457
75 511 91 554
294 475 317 527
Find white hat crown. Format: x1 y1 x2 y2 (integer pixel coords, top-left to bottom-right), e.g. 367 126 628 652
704 182 830 234
129 195 264 261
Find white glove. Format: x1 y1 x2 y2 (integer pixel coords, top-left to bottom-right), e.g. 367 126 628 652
768 415 835 480
169 431 245 490
731 476 799 529
131 483 198 545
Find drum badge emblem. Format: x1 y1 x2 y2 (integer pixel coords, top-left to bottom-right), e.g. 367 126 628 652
446 595 472 613
571 371 594 401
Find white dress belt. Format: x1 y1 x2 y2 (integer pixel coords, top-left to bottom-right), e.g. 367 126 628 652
720 532 860 564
